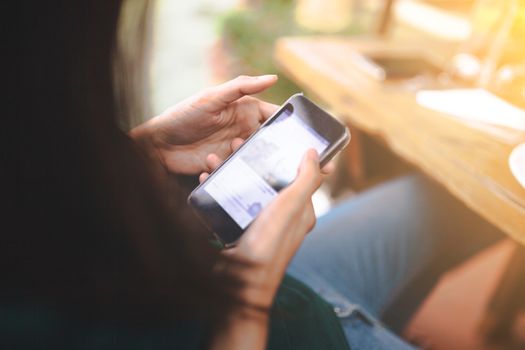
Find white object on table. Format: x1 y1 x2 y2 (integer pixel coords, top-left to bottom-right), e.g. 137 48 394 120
509 143 525 189
416 89 525 131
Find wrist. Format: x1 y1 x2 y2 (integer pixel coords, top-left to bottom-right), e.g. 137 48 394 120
210 304 269 350
129 118 169 180
215 261 278 311
227 304 270 323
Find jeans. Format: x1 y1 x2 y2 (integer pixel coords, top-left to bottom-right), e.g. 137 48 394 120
288 174 502 349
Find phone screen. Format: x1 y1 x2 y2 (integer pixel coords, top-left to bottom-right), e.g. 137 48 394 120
202 108 329 229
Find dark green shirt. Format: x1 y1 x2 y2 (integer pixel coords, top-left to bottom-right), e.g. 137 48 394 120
1 275 350 349
269 275 350 349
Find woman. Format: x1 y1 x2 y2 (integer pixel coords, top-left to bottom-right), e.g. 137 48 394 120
6 1 501 349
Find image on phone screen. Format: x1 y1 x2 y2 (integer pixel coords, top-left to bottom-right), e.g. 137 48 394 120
202 108 330 229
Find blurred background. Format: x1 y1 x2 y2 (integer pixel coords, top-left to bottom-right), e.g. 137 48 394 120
149 0 525 114
140 1 525 349
149 0 385 114
149 0 235 113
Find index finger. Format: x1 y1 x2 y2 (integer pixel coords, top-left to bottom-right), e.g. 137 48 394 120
202 75 278 114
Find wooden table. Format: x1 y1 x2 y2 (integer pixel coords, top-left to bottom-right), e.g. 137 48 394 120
274 37 525 245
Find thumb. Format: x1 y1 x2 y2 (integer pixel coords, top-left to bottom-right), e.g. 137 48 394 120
289 149 322 200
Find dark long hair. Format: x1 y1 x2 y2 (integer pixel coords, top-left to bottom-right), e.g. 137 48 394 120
6 0 237 323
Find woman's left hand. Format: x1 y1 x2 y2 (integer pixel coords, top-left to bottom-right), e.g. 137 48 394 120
130 75 278 176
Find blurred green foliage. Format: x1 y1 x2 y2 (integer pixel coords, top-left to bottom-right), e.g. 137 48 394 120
218 0 363 103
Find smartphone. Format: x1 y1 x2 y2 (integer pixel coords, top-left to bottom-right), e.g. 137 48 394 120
188 94 350 246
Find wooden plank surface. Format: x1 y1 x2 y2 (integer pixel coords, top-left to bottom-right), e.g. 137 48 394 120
274 37 525 245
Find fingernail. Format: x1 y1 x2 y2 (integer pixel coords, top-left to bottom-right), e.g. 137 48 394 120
257 74 278 81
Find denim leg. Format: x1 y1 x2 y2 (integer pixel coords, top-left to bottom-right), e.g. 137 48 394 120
287 174 501 338
339 313 418 350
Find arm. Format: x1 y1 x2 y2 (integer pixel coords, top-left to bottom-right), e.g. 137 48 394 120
207 150 323 350
209 307 269 350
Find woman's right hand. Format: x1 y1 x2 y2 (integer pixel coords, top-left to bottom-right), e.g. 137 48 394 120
226 149 323 309
206 149 324 350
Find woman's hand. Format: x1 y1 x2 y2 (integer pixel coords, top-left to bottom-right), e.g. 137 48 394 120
209 150 323 350
201 145 333 309
230 149 323 308
130 75 278 176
